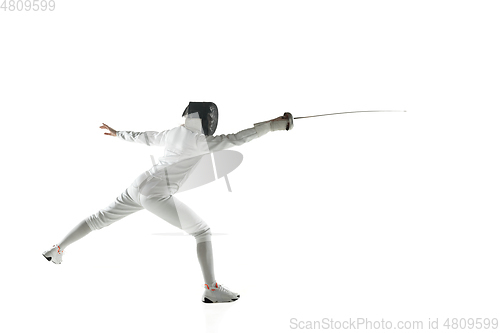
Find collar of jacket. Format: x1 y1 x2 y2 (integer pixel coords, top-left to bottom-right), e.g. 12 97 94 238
184 117 204 134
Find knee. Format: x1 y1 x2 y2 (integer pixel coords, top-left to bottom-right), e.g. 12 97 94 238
192 228 212 244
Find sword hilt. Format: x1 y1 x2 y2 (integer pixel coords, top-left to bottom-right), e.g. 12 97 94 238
283 112 294 131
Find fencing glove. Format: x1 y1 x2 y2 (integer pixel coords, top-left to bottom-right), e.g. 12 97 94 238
254 112 294 137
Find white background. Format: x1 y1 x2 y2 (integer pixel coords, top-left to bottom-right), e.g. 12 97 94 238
1 0 499 332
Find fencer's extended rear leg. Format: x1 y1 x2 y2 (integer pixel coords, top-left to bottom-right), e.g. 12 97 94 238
42 220 91 264
43 187 144 264
59 220 92 250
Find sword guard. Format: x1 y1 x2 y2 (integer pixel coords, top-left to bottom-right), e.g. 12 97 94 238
283 112 294 131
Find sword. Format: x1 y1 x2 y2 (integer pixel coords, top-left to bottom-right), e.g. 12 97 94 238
293 110 406 120
279 110 405 130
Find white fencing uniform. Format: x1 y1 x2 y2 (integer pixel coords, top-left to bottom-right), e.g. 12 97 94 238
83 118 270 243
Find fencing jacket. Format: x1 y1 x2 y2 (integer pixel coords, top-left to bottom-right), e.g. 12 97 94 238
115 119 271 196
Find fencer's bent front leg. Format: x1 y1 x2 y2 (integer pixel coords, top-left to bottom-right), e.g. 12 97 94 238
138 194 211 240
196 239 215 286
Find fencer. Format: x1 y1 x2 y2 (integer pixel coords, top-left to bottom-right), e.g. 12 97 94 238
42 102 293 303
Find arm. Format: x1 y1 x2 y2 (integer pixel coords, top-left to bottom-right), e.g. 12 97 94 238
100 123 168 147
201 127 261 152
199 114 292 152
116 130 169 146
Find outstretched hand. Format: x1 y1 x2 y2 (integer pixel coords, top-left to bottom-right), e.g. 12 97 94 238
260 113 293 131
100 123 117 136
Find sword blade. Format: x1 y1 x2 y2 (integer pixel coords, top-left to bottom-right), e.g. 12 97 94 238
294 110 406 120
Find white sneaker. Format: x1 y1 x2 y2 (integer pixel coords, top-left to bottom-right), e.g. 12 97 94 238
42 245 64 264
202 282 240 303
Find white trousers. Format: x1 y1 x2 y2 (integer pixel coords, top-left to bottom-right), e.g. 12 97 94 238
84 172 211 243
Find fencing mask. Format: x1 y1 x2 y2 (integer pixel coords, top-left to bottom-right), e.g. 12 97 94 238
182 102 219 136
